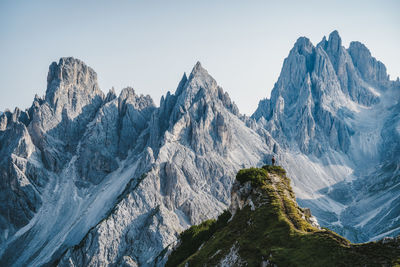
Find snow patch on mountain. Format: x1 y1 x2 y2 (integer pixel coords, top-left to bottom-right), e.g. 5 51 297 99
0 152 144 266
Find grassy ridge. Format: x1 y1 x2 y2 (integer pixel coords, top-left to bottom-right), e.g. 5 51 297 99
166 210 231 267
166 166 400 266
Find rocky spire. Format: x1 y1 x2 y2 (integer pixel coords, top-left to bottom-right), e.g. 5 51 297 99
348 41 388 82
293 36 314 56
27 58 106 172
174 73 188 96
191 61 205 75
316 30 346 76
161 61 225 119
185 61 218 95
104 87 117 102
326 30 342 54
45 57 104 115
268 35 316 110
253 31 355 154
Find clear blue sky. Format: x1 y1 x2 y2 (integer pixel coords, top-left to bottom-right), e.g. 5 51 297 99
1 0 399 115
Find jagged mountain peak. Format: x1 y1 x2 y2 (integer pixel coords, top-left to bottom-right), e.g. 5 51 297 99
117 86 155 112
45 57 104 112
348 41 371 56
191 61 205 74
317 30 342 49
104 87 117 102
174 72 188 96
263 29 390 108
185 61 217 94
24 57 106 173
327 30 342 49
317 30 347 79
151 61 240 151
292 36 314 55
46 57 97 91
164 61 232 112
187 62 238 113
253 31 391 155
120 86 136 98
119 87 138 104
167 62 217 102
348 41 389 82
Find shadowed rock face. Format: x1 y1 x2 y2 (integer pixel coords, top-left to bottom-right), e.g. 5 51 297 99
29 57 105 172
0 113 43 243
76 87 156 185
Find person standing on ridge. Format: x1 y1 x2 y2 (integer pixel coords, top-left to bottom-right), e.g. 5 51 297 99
271 156 276 166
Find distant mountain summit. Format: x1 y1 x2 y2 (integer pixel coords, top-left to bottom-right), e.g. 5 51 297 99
253 30 392 155
0 31 399 266
253 30 400 242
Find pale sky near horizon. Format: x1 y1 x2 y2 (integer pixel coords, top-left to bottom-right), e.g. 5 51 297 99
1 0 399 115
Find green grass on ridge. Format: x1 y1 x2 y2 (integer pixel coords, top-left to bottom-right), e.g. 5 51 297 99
166 166 400 267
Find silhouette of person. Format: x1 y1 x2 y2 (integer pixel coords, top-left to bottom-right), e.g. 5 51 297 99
271 156 276 166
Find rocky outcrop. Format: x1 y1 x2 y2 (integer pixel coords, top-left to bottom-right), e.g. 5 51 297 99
230 169 320 229
166 166 399 267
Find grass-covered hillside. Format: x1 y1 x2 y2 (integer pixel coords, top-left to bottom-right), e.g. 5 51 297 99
166 166 400 267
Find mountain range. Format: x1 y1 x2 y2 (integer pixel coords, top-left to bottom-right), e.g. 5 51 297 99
0 31 399 266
